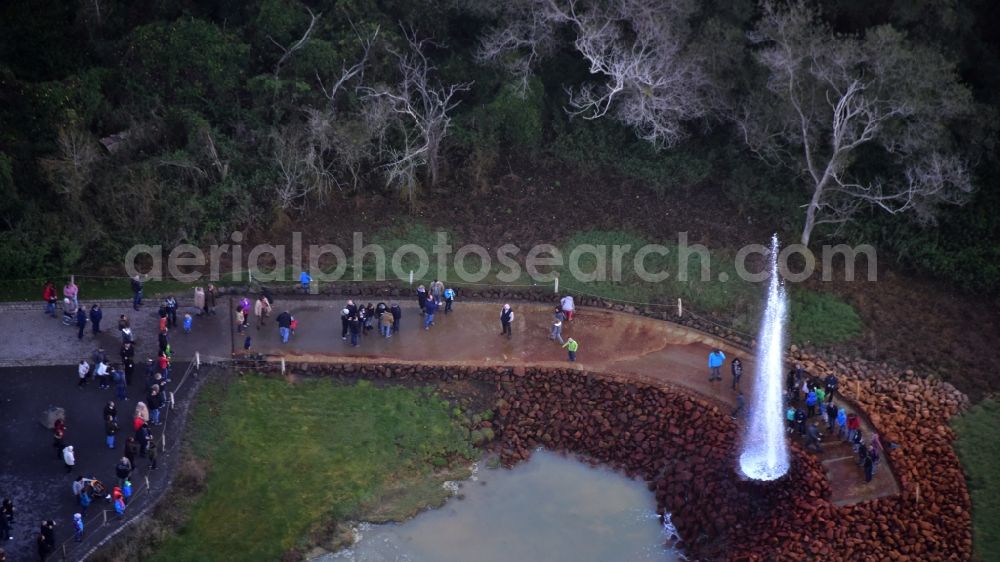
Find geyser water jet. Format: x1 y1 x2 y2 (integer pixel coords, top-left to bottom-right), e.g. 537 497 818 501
738 234 790 481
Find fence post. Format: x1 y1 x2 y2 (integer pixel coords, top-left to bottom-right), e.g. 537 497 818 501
677 298 683 317
196 351 200 370
409 270 413 285
554 276 559 294
103 510 107 525
281 357 286 374
248 269 253 286
145 476 150 490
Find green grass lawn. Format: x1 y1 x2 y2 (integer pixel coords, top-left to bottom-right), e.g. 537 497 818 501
152 375 476 562
952 399 1000 562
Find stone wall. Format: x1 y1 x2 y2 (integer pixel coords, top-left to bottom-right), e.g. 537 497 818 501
251 358 971 561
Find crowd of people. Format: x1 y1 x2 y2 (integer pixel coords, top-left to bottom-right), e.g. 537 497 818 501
781 364 885 483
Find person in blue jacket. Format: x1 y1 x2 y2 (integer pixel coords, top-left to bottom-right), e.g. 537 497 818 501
708 349 726 381
300 270 312 294
423 295 438 330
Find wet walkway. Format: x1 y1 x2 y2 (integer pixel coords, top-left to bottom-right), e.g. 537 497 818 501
248 299 898 505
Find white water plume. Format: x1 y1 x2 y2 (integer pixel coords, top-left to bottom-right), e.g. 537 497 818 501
738 234 790 481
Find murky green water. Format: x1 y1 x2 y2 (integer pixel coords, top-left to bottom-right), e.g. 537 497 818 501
325 449 680 562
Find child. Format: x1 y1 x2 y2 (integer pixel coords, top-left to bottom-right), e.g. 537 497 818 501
561 338 578 362
444 287 455 313
289 316 298 337
73 513 83 542
183 313 192 334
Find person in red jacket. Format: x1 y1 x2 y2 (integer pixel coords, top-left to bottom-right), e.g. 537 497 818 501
43 281 58 317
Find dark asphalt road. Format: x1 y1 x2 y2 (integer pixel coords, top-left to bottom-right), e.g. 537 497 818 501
0 363 195 562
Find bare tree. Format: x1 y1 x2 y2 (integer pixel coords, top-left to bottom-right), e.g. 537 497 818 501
360 28 472 193
39 128 101 197
269 7 322 78
737 1 974 245
271 127 312 210
478 0 712 147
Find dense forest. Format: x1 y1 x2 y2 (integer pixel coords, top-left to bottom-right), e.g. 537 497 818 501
1 0 998 292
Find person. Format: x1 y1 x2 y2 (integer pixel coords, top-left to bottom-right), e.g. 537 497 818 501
550 307 565 344
276 310 292 343
105 415 118 449
863 448 875 482
37 532 52 561
731 391 745 420
78 484 92 516
443 287 455 313
836 407 848 439
390 302 402 333
561 337 578 362
785 406 797 433
136 423 151 457
846 413 861 443
62 297 78 326
825 373 839 402
104 400 117 422
254 295 271 330
500 304 513 338
76 305 87 339
41 520 55 551
375 302 388 332
731 357 743 390
121 435 138 467
159 350 171 382
64 277 79 309
181 311 193 334
825 401 838 432
194 286 206 315
77 359 90 388
416 285 427 314
815 385 826 407
147 437 159 470
794 408 806 435
805 387 818 418
430 279 445 305
289 316 298 337
786 368 799 403
340 307 351 341
560 294 575 321
423 295 438 330
363 303 375 333
0 498 12 541
120 342 135 386
165 295 178 328
805 422 823 453
380 308 394 337
95 360 110 390
115 457 132 489
148 388 164 426
89 304 103 334
300 270 312 293
349 315 361 347
113 488 126 516
72 513 83 542
131 275 143 310
708 349 726 381
205 284 217 315
63 445 76 473
43 281 58 317
53 422 66 460
235 305 245 334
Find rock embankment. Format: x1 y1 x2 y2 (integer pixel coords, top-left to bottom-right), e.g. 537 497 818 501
266 356 971 561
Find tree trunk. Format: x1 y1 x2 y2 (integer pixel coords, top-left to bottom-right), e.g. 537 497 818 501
801 183 824 247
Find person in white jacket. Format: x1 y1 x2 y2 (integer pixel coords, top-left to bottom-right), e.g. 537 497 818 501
560 295 575 321
77 360 90 388
63 445 76 473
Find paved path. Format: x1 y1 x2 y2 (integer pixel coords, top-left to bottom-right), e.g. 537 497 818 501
0 296 896 561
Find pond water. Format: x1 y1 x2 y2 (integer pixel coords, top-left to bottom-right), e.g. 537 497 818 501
325 449 681 562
